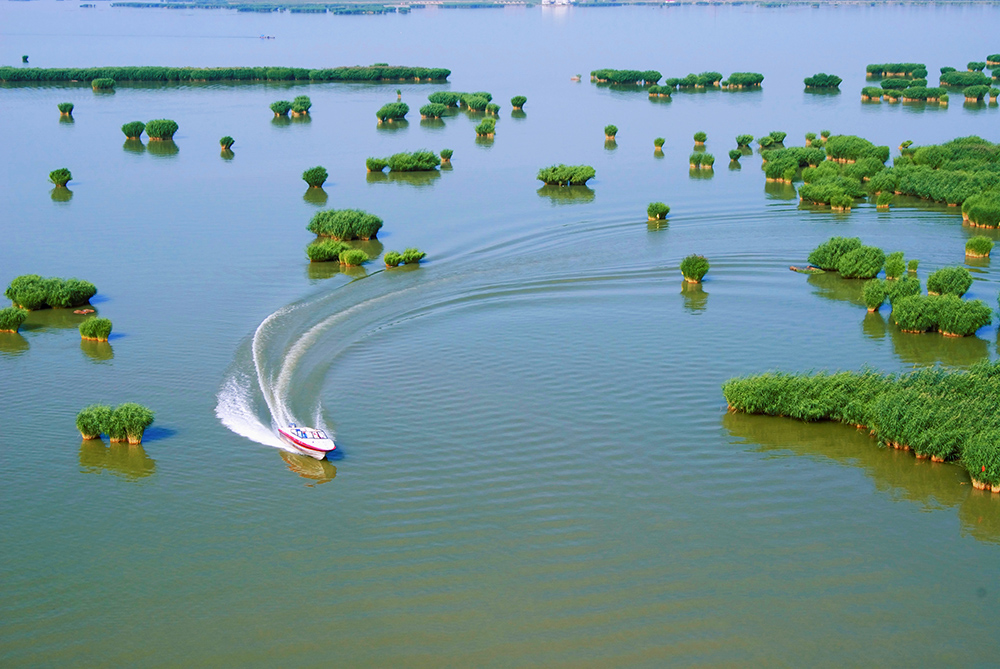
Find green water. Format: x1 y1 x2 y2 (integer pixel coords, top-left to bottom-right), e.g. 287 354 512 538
2 2 1000 664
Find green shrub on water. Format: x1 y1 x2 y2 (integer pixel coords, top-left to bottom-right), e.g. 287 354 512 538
862 279 888 311
339 249 369 266
908 259 919 272
91 78 115 90
768 131 787 143
966 236 994 257
654 137 665 148
728 149 741 161
291 95 312 114
485 103 500 114
463 95 489 111
121 121 145 139
307 209 383 240
927 266 972 296
79 317 112 341
647 202 670 220
6 274 97 310
808 237 862 270
419 103 447 118
376 102 409 122
736 134 753 147
510 95 526 109
49 168 72 187
888 274 921 305
963 194 1000 228
604 124 618 139
383 251 403 267
271 100 292 116
57 102 74 114
76 404 113 440
861 86 883 100
723 362 1000 480
302 166 328 188
701 153 715 168
884 251 905 279
727 72 764 87
936 295 992 336
366 157 388 172
475 118 496 137
401 248 426 264
891 294 938 332
386 150 440 172
693 131 707 144
536 164 595 186
876 191 894 208
804 72 842 88
0 306 28 333
440 148 453 161
106 402 155 444
837 245 885 279
941 71 990 87
428 91 461 107
306 239 348 262
689 152 703 168
219 135 234 149
680 255 710 283
145 119 177 140
964 85 990 101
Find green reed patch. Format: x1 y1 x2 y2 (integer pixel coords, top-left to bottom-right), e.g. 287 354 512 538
5 275 96 310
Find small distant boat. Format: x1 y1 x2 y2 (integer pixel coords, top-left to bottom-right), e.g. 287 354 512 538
277 423 337 460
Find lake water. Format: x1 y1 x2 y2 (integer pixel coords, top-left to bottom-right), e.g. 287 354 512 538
2 1 1000 664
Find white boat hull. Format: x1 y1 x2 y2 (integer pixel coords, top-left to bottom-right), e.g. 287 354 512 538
277 426 337 460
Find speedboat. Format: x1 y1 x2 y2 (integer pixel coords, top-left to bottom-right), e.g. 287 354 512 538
277 423 337 460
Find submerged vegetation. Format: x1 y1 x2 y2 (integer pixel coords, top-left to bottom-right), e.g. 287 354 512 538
0 65 451 83
0 307 28 333
307 209 383 240
537 165 595 186
76 403 155 444
5 275 97 310
302 165 328 188
723 361 1000 489
79 317 113 341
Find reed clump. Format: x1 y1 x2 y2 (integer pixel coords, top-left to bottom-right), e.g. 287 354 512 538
0 65 451 83
804 72 842 88
121 121 145 139
966 236 994 258
271 100 292 116
291 95 311 115
79 317 112 341
510 95 526 110
91 77 115 90
376 102 409 123
883 251 905 279
57 102 74 115
862 279 888 312
339 249 369 266
419 103 447 118
76 403 155 444
306 239 348 262
605 124 618 140
680 255 709 283
302 166 328 188
926 266 972 296
0 306 28 333
49 168 72 187
536 164 595 186
693 131 707 145
145 119 178 140
647 202 670 220
307 209 383 240
475 118 496 137
5 275 97 310
220 136 235 150
722 361 1000 487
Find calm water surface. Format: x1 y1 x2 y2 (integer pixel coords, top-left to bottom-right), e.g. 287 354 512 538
2 2 1000 664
